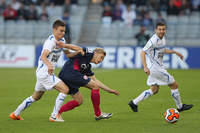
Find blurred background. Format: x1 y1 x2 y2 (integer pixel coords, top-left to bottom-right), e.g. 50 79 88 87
0 0 200 69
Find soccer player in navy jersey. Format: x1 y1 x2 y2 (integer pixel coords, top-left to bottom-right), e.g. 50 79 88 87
49 47 120 122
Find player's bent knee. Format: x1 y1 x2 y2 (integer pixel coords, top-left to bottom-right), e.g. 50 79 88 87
32 91 44 101
175 83 179 89
78 100 83 105
151 85 159 95
55 81 69 95
170 82 178 89
75 99 83 106
32 96 41 101
62 89 69 95
153 89 159 94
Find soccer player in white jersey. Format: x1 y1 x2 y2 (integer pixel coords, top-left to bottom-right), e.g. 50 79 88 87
9 20 84 121
128 22 193 112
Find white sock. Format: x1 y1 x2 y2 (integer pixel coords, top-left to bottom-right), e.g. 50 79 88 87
171 89 183 109
14 96 35 116
133 89 153 105
51 93 67 118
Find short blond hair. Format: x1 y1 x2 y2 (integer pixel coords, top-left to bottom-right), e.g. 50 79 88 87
94 48 106 56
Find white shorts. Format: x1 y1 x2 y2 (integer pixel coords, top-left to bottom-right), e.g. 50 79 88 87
147 65 175 86
34 71 61 92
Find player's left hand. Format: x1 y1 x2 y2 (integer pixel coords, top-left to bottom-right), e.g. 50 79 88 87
109 90 120 96
176 52 184 60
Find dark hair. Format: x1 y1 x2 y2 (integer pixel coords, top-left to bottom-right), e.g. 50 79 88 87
156 22 166 28
52 20 65 29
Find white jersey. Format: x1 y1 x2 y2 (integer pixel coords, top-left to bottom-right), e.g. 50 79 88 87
34 35 66 91
143 33 166 68
36 34 66 73
143 34 175 86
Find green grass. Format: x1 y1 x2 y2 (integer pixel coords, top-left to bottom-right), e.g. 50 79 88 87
0 68 200 133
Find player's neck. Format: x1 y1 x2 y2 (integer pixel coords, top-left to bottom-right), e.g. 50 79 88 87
53 34 61 41
156 33 163 40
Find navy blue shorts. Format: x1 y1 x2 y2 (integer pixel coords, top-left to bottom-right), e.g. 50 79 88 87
58 70 91 95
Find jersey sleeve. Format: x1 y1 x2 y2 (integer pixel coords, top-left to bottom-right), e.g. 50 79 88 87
83 47 93 54
43 39 55 52
143 38 156 52
62 38 68 51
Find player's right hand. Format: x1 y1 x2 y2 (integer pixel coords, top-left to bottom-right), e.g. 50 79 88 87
144 67 150 75
48 65 54 75
176 52 184 60
109 89 120 96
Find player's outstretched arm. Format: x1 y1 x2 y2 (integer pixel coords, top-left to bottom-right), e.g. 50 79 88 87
90 75 120 96
56 41 84 55
63 49 83 58
41 49 53 75
141 50 150 75
164 49 184 60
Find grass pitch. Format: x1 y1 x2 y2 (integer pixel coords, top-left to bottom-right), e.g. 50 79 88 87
0 68 199 133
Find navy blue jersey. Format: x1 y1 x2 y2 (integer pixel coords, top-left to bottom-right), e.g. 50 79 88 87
58 48 96 94
61 47 94 76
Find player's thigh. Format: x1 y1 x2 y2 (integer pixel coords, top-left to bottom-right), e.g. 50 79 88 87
85 80 99 90
32 91 45 101
71 91 83 105
43 74 61 90
151 67 174 84
54 81 69 95
34 79 46 92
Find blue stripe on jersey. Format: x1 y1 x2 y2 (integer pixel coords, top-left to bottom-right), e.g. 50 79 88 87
152 58 161 66
39 64 44 69
52 48 62 53
59 38 64 41
49 35 54 40
150 40 153 45
53 74 55 82
153 48 156 58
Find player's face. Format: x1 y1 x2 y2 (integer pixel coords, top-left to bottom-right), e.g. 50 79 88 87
93 53 105 64
155 25 166 39
53 26 65 40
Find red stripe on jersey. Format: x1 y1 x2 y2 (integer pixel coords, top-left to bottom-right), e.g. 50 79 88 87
73 59 79 71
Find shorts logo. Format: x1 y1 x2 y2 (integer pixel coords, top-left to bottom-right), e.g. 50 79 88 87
83 75 88 80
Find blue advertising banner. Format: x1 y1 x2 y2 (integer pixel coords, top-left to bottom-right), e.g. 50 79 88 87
35 45 200 69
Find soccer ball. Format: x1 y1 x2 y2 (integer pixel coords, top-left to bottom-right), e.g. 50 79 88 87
164 108 179 123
